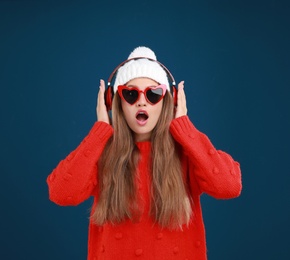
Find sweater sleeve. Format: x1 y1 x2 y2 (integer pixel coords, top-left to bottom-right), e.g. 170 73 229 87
46 121 113 206
170 116 242 199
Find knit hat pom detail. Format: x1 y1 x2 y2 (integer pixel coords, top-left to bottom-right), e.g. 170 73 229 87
128 46 157 61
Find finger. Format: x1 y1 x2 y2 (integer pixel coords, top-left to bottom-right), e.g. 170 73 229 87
178 81 184 91
100 79 105 92
177 81 185 102
98 79 105 105
177 81 187 117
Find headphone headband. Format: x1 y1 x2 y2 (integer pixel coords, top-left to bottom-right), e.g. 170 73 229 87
107 57 176 87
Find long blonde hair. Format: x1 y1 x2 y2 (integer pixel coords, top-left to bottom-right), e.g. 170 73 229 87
91 92 192 229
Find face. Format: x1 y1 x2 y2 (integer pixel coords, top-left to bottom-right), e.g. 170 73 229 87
120 77 164 142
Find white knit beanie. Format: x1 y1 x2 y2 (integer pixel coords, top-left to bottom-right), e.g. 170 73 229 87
113 46 170 92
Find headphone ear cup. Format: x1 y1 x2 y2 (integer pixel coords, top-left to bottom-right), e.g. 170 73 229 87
172 85 177 106
105 86 113 111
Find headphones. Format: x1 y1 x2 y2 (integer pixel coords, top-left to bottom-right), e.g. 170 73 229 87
105 57 177 110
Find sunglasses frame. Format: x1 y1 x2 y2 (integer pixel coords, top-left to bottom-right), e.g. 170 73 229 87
117 84 167 105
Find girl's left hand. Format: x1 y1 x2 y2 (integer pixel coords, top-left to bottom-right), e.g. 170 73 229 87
175 81 187 118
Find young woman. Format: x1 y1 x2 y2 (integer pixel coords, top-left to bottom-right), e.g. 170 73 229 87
47 46 242 260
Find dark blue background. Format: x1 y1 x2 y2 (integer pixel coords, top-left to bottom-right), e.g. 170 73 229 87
1 0 289 259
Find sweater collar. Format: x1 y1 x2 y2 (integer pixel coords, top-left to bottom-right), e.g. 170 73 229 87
135 141 151 151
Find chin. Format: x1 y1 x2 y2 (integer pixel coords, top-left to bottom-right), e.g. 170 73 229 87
133 130 152 142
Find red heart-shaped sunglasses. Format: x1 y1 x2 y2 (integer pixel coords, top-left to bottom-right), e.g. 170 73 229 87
117 84 167 105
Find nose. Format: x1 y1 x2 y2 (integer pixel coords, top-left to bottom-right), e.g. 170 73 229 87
136 92 147 106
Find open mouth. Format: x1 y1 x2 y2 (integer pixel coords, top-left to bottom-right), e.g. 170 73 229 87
136 110 149 124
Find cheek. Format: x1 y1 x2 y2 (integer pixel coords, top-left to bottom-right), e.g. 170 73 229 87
121 102 133 122
153 103 163 120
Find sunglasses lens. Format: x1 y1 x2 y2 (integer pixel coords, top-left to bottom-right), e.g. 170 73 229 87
122 89 139 104
146 88 164 104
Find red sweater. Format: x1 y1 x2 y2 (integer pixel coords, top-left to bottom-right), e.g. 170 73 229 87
47 116 242 260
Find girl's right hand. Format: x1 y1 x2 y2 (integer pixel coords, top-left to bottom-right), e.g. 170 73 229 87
96 79 110 124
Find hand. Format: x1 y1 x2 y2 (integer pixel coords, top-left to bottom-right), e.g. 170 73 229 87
96 79 110 124
175 81 187 118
